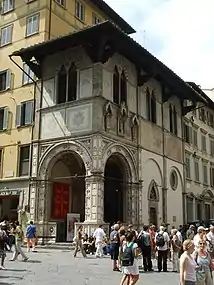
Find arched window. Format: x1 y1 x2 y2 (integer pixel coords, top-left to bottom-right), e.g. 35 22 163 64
113 66 119 104
169 104 173 132
120 70 127 104
173 106 177 135
146 88 151 120
57 63 77 104
68 64 77 102
169 104 178 135
57 66 67 104
151 91 156 124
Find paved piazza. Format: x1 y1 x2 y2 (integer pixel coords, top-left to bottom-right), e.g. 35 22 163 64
0 249 180 285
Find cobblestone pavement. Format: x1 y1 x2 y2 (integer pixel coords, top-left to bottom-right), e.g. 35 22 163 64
0 249 180 285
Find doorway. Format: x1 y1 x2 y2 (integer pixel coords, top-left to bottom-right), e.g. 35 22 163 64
104 155 126 224
49 151 86 242
149 207 157 225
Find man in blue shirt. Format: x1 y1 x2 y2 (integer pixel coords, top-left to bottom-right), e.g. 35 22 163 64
26 221 37 252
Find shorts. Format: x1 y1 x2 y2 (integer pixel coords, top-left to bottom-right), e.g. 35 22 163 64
110 243 119 260
185 281 195 285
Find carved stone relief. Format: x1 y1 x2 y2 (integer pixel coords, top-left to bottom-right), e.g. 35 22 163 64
118 102 128 136
131 115 139 142
104 102 113 131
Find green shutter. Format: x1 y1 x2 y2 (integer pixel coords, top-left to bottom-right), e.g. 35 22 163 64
24 100 34 125
3 107 9 130
6 69 11 90
16 105 21 127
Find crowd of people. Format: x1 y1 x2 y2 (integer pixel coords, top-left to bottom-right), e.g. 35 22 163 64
74 222 214 285
0 218 37 269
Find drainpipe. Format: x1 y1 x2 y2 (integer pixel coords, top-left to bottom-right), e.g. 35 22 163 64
161 86 167 225
48 0 52 40
9 55 38 212
181 102 187 224
136 86 141 229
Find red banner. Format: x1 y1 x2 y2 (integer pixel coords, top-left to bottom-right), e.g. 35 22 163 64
52 182 69 219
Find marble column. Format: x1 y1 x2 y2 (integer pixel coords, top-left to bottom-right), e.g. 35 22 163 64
85 172 104 223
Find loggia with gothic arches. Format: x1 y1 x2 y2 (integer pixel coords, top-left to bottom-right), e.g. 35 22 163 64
11 21 207 243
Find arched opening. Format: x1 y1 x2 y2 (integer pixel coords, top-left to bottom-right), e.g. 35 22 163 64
113 66 120 105
151 91 156 124
104 155 127 225
68 64 77 101
120 70 127 104
57 66 67 104
49 151 86 242
169 104 173 132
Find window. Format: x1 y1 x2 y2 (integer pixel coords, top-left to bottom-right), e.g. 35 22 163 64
2 0 14 14
0 149 2 178
210 114 214 128
120 70 127 104
0 107 9 131
187 198 193 223
205 204 211 220
210 166 214 187
0 69 11 92
55 0 65 6
113 67 127 105
26 14 39 36
146 88 156 124
184 124 192 144
16 101 34 127
201 135 206 152
75 1 84 21
1 25 13 46
19 146 30 176
194 159 200 182
196 202 202 220
203 163 208 185
193 129 198 147
185 156 191 179
169 105 177 135
57 64 77 104
92 13 101 25
210 140 214 157
199 108 206 122
22 63 34 85
113 66 119 105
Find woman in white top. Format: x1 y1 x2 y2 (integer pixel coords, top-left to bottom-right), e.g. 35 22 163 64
180 239 197 285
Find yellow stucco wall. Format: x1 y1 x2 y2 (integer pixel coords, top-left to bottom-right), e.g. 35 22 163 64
0 0 106 179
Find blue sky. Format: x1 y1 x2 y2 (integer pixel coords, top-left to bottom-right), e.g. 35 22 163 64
105 0 214 89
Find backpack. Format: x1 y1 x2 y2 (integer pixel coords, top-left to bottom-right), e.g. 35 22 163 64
137 233 145 248
156 233 165 247
121 242 135 267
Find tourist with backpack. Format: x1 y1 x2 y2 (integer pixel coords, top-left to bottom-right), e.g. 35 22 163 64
155 225 170 272
120 231 139 285
137 225 153 272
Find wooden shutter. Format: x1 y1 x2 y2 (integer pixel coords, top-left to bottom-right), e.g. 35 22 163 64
3 107 9 130
24 100 34 124
5 69 11 90
15 105 21 127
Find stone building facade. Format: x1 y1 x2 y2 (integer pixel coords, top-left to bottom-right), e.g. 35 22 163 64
12 22 206 242
183 83 214 223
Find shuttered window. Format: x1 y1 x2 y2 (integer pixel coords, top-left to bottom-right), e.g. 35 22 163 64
16 101 34 127
0 107 9 131
0 70 11 92
19 146 30 176
1 25 13 46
